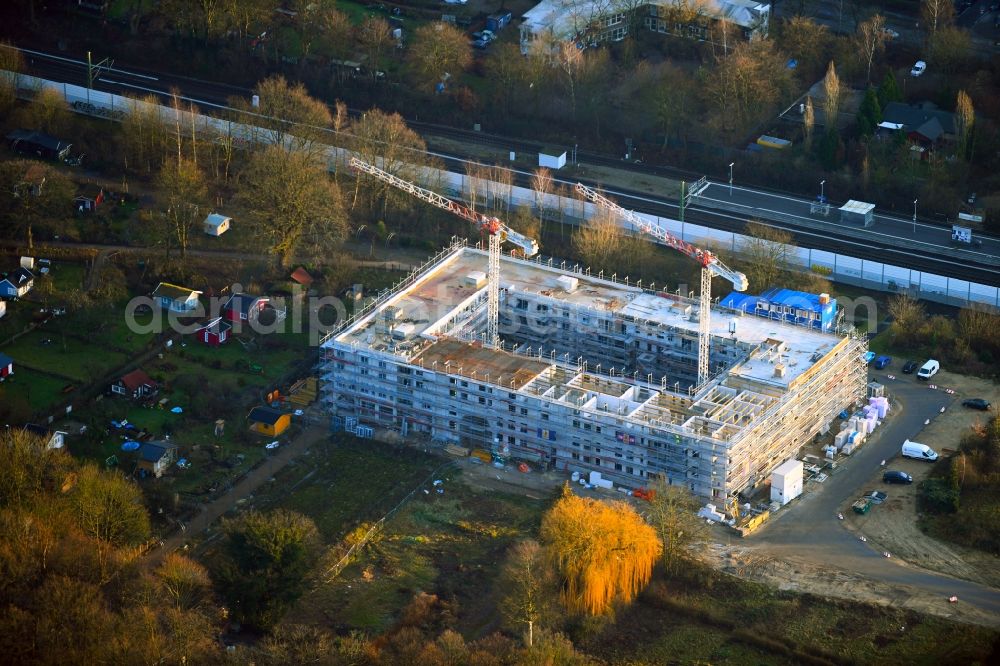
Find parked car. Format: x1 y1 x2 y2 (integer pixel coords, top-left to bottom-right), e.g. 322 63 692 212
902 439 939 462
962 398 992 410
863 351 876 365
916 359 940 380
883 470 913 484
882 28 900 39
874 355 892 369
910 60 927 76
902 360 919 374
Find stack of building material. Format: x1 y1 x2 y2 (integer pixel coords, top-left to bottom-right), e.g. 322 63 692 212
288 377 318 406
445 444 469 457
589 471 614 489
834 430 851 449
697 503 726 522
842 431 864 455
869 396 889 419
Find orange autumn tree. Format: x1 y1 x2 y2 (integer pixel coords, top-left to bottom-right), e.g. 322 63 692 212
540 485 661 615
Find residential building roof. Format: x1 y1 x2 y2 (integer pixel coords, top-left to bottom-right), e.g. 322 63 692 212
152 282 202 301
224 293 268 316
204 213 231 228
915 117 944 142
139 441 177 463
290 267 314 286
6 129 70 152
197 317 232 335
521 0 769 40
881 101 956 138
120 369 157 392
2 267 34 286
24 423 55 438
248 406 287 425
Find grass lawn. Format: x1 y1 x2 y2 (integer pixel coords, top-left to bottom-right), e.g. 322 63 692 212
2 329 127 382
276 435 440 541
287 471 547 635
88 311 160 354
0 366 76 414
47 262 87 293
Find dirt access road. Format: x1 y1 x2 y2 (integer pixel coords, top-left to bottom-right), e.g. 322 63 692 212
842 371 1000 590
738 370 1000 627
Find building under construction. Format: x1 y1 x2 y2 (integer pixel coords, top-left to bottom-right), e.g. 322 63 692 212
319 240 868 500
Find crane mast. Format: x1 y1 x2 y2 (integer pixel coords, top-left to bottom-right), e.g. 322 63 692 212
351 157 539 349
575 183 748 386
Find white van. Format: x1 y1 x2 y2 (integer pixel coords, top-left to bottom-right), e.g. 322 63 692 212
916 359 939 380
902 439 938 462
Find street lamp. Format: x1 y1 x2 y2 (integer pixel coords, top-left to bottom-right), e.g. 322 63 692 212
728 162 735 196
912 199 918 233
819 180 826 201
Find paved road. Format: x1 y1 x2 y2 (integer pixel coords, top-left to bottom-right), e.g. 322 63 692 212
750 374 1000 617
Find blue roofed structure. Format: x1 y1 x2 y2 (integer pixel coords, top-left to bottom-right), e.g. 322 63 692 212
720 287 838 332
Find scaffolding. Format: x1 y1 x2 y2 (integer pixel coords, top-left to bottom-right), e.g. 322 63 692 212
319 246 868 500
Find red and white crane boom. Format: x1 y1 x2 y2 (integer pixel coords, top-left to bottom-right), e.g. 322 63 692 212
351 157 539 348
575 183 748 385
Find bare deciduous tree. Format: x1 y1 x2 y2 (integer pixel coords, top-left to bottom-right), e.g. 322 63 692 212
921 0 955 35
776 17 830 81
531 167 554 232
407 22 472 92
157 156 208 260
803 96 815 149
704 39 795 137
0 42 26 115
929 26 971 73
856 14 887 83
887 293 925 345
237 146 347 267
349 109 428 213
498 540 559 647
646 479 708 576
741 220 792 290
237 76 332 157
122 94 172 173
822 61 842 133
359 16 392 82
955 89 974 160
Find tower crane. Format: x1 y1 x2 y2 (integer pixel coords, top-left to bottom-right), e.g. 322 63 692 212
575 183 748 386
351 157 539 349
